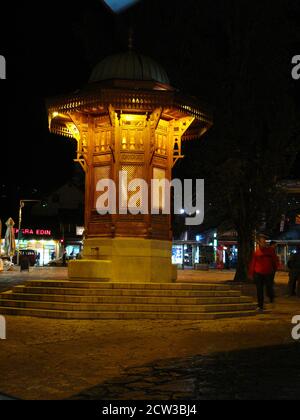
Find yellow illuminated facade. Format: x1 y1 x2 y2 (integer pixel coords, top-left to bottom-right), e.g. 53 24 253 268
47 50 212 282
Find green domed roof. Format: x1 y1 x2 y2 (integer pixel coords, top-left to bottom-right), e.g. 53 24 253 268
89 51 170 85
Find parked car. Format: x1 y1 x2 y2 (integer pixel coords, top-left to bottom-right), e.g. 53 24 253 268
13 249 37 266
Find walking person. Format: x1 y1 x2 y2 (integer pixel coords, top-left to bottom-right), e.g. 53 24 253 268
62 251 67 267
249 234 279 312
287 247 300 297
269 241 279 288
20 254 30 272
224 249 231 270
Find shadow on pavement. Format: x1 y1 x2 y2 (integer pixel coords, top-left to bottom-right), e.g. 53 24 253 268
70 343 300 400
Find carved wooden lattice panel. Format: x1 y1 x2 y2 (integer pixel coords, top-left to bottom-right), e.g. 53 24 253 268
94 165 111 208
153 167 167 211
121 129 144 151
155 133 167 155
120 164 144 211
95 130 111 153
154 119 168 155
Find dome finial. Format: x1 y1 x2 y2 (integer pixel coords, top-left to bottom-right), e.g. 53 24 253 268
128 28 134 51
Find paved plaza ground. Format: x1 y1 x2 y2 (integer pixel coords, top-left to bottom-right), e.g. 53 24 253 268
0 267 299 400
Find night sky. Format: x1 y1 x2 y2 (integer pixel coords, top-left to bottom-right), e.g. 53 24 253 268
1 0 300 222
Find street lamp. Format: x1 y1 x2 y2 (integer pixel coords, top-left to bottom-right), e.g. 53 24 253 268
16 199 46 265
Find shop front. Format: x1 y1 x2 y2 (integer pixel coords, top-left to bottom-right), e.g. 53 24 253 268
217 242 238 269
172 241 215 268
274 241 300 269
1 227 62 266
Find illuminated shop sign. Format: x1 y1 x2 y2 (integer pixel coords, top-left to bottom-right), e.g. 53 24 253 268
14 228 52 236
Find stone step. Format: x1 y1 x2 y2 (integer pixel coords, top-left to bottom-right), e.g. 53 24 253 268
0 280 255 320
0 292 252 305
21 280 233 291
12 285 241 298
0 306 257 320
0 298 256 313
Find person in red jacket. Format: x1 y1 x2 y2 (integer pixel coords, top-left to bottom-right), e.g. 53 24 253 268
249 234 279 312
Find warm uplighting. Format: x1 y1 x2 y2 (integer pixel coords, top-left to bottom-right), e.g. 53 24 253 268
46 44 212 285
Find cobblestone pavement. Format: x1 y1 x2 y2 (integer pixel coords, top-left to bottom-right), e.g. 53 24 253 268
0 266 289 290
0 267 298 400
0 267 68 292
71 343 300 400
0 299 299 400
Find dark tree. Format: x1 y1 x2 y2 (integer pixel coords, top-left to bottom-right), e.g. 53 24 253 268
179 0 300 281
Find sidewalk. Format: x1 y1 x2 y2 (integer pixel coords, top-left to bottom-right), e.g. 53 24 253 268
0 267 68 292
178 269 291 298
178 268 289 285
0 266 289 287
71 342 300 400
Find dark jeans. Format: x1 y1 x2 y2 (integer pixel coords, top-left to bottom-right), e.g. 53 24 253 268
288 272 300 297
254 273 275 309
